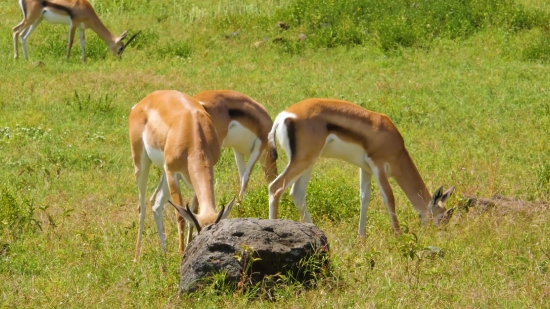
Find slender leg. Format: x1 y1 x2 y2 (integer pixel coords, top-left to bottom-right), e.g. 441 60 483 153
358 168 372 237
371 165 399 234
239 140 262 199
268 160 316 220
289 166 314 222
151 173 168 255
66 24 77 60
21 18 43 60
12 20 26 59
233 149 246 197
78 28 86 62
186 195 198 246
164 170 186 253
134 156 152 261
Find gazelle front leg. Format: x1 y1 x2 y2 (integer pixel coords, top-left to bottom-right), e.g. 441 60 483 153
66 24 78 60
78 28 86 62
370 163 400 234
358 168 372 237
150 174 169 255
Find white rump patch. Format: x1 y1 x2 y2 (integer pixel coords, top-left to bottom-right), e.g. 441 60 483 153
222 120 258 156
273 111 297 158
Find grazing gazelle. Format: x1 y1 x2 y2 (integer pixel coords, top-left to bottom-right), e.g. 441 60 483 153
12 0 140 61
194 90 278 199
129 90 235 261
268 98 455 236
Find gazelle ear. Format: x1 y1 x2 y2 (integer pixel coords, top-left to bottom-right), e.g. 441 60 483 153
440 186 456 203
115 30 128 43
167 200 201 233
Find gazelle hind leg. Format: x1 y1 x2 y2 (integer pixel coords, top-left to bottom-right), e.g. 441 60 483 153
358 168 372 237
289 166 314 222
20 18 43 60
239 140 262 199
12 21 26 58
268 160 316 220
134 156 152 261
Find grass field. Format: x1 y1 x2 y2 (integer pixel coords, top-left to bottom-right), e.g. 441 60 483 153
1 0 549 308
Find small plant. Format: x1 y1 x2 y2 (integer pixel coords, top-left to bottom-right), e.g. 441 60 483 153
0 186 41 240
65 90 115 114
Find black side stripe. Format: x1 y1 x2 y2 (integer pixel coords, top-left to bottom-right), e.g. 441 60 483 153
43 1 74 18
284 118 296 159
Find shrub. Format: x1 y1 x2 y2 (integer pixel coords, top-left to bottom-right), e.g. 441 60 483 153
0 186 41 239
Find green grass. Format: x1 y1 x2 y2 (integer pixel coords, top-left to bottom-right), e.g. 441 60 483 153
1 0 550 307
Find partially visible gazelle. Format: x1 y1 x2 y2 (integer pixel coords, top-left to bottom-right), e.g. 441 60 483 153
12 0 140 61
194 90 278 199
268 99 455 236
129 90 234 261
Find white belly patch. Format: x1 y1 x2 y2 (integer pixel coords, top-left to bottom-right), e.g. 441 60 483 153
222 120 257 155
321 134 368 168
42 10 85 29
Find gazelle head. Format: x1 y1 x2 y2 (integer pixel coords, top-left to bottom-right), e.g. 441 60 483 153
168 198 236 233
428 186 456 224
110 31 141 58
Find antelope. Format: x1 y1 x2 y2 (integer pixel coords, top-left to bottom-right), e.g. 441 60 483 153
12 0 140 62
129 90 235 261
268 99 455 236
194 90 278 199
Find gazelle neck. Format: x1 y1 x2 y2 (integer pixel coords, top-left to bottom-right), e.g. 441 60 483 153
391 149 432 218
87 15 117 45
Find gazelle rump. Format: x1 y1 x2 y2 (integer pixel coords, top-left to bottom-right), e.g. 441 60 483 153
12 0 140 61
129 90 234 261
267 98 455 236
194 90 278 199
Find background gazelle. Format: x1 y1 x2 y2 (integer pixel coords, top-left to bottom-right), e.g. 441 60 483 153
268 98 455 236
129 90 234 261
194 90 278 199
12 0 140 61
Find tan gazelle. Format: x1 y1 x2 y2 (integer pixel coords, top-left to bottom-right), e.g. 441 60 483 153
129 90 235 261
194 90 278 199
268 99 455 236
12 0 140 61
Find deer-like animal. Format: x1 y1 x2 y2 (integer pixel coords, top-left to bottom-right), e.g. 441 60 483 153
129 90 235 261
268 98 455 236
12 0 140 61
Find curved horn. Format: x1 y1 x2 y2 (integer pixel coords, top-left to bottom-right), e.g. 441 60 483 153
167 200 202 233
186 204 201 234
214 205 226 224
122 31 141 51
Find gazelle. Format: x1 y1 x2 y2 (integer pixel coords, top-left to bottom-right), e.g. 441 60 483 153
12 0 140 61
194 90 278 199
129 90 234 261
268 99 455 236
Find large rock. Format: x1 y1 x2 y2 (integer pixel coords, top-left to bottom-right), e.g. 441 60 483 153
179 218 330 294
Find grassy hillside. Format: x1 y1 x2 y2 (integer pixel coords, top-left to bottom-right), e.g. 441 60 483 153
1 0 549 307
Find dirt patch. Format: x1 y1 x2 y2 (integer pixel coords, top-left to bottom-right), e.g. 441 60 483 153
459 194 549 217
